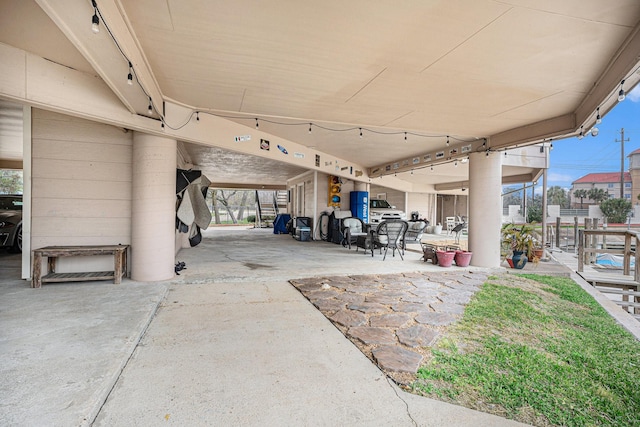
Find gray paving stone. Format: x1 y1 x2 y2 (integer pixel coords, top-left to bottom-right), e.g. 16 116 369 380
439 292 474 305
415 312 457 326
365 295 401 305
329 309 368 327
312 298 346 313
409 288 442 299
396 325 440 347
400 294 439 304
303 289 341 300
349 327 397 345
334 292 365 304
431 302 466 314
347 302 389 314
372 345 423 373
369 313 412 328
391 302 431 314
410 279 442 290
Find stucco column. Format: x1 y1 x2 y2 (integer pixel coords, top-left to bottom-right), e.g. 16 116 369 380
131 132 177 281
468 151 502 267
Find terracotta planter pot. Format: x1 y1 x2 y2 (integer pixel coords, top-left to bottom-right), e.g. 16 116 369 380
436 250 455 267
454 251 472 267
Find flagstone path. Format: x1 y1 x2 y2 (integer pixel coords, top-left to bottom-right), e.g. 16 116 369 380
290 270 489 383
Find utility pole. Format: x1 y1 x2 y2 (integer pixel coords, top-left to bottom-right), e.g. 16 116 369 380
616 128 630 198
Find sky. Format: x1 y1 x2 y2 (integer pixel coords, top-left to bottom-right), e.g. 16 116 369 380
544 84 640 190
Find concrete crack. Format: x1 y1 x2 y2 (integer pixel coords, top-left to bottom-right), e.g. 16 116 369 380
385 375 418 426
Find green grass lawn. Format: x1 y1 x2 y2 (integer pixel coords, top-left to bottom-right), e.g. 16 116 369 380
412 274 640 427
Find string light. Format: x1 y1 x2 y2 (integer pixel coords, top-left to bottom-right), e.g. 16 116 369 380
127 62 133 85
404 132 407 142
255 118 259 129
618 79 626 102
309 123 312 134
359 128 363 138
446 135 450 146
91 0 100 33
147 97 152 115
454 161 458 167
196 112 199 122
596 107 601 124
578 125 584 140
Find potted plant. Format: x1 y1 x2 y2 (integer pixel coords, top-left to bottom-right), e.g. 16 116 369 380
501 223 535 269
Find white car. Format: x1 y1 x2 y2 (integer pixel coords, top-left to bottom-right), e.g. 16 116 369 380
369 199 406 224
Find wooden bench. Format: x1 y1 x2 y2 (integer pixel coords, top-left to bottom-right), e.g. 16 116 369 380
32 245 129 288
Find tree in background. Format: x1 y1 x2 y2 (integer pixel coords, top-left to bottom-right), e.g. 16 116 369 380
573 189 588 209
547 186 570 208
526 194 543 223
0 170 23 194
588 188 609 204
502 185 522 208
599 198 632 224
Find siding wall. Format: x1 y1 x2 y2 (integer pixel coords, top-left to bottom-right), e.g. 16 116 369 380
31 109 132 272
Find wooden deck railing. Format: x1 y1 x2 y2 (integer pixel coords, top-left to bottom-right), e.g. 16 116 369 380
577 229 640 281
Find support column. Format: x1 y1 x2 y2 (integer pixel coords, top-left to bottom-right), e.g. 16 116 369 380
468 152 502 267
131 132 177 281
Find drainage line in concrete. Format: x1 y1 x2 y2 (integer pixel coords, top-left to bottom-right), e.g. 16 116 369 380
84 286 170 427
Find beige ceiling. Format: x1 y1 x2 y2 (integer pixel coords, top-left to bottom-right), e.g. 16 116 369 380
2 0 640 189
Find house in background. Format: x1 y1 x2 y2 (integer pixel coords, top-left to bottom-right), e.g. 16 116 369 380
570 149 640 208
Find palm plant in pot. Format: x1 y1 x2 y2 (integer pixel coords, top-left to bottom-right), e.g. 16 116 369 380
501 223 535 269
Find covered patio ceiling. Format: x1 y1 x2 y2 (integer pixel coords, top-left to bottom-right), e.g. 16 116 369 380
2 0 640 190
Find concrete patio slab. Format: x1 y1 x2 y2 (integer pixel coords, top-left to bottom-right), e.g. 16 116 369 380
1 227 529 426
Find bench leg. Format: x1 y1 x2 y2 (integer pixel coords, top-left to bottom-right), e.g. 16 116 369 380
32 252 42 288
114 251 124 284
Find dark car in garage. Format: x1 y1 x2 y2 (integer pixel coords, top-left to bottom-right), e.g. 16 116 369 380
0 194 22 252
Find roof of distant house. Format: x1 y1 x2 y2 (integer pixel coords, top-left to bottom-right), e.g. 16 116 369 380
572 172 631 184
629 148 640 156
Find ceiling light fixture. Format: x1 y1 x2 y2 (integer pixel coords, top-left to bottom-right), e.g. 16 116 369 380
618 80 626 102
91 1 100 33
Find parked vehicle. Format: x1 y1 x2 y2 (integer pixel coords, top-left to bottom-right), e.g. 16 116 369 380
369 199 406 224
0 194 22 253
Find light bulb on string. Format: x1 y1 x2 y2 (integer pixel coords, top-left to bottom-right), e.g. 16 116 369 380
255 118 259 129
127 62 133 85
309 123 312 134
196 112 200 122
446 135 450 146
578 126 584 140
91 0 100 34
359 128 363 138
404 132 407 142
618 80 626 102
596 107 602 124
147 97 153 115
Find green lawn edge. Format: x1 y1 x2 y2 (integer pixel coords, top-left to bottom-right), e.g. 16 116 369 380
412 274 640 427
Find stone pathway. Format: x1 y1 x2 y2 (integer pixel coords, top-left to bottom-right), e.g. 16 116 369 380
290 270 489 383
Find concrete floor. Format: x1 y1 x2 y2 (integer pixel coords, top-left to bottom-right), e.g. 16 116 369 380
2 227 532 426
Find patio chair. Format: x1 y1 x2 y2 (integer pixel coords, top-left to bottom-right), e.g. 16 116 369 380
402 220 428 254
341 217 367 249
371 220 408 260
